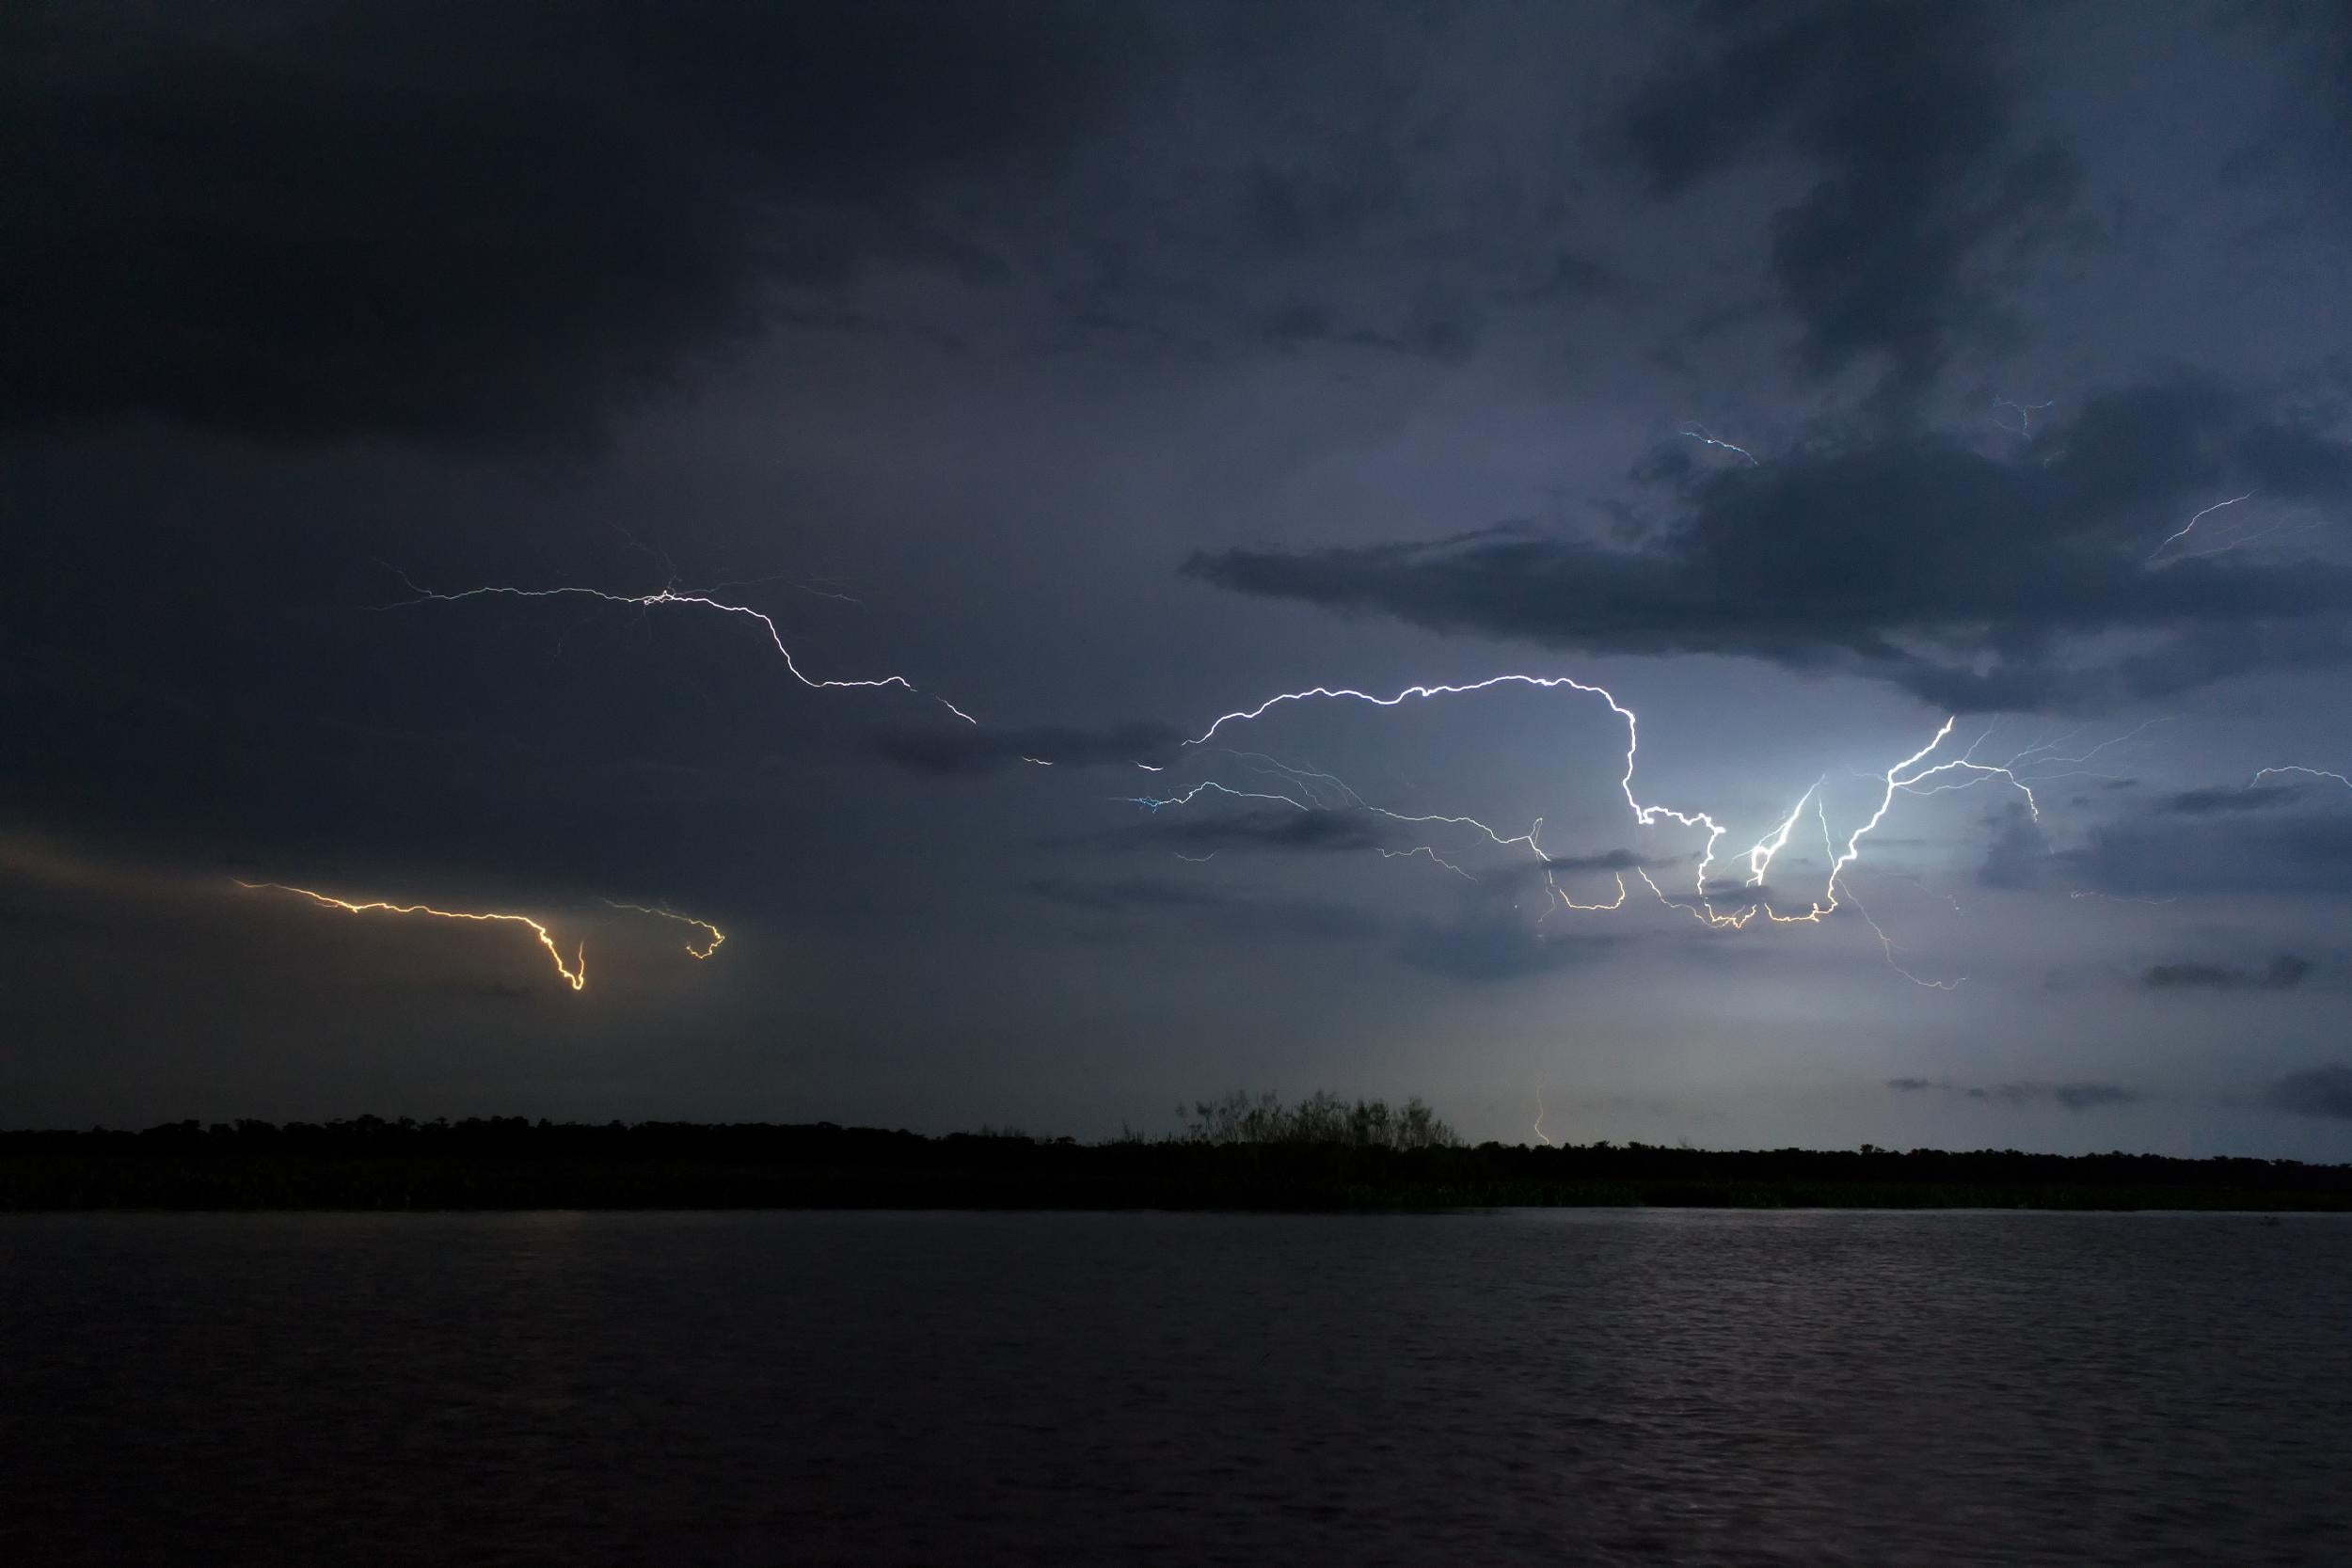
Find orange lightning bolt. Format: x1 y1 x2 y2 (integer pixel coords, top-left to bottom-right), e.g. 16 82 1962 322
235 881 587 990
600 899 726 958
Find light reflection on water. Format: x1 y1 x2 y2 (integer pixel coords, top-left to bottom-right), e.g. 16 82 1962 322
4 1209 2348 1566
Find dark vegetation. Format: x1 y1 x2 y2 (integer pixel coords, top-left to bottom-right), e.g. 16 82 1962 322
3 1098 2348 1212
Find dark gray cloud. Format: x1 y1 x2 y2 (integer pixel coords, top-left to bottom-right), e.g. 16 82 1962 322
2143 953 2314 991
872 722 1181 778
1185 374 2352 710
2225 3 2352 214
0 0 1124 445
2262 1064 2352 1119
1701 879 1783 903
1096 808 1395 857
1397 907 1610 984
1040 832 1628 982
2069 808 2352 898
1887 1077 2141 1112
1979 803 2051 890
1541 848 1658 874
2161 784 2306 815
1022 875 1384 943
1613 0 2074 395
1259 302 1479 366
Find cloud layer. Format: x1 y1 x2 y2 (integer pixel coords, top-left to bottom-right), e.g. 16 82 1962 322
2 0 1122 445
1186 374 2352 711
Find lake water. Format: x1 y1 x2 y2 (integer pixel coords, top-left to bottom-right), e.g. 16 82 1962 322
4 1209 2348 1565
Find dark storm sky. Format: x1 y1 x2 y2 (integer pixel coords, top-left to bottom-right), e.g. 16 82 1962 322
6 0 2351 1153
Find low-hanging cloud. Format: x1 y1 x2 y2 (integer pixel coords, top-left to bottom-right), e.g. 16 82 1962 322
1886 1077 2141 1112
1094 808 1395 857
2143 954 2314 991
2069 807 2352 899
1022 874 1385 944
2262 1065 2352 1119
2160 784 2307 816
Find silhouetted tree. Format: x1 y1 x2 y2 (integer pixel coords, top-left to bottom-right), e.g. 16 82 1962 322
1176 1090 1460 1149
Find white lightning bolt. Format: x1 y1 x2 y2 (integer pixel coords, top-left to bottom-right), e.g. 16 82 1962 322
1680 425 1759 466
1168 674 2120 980
387 572 937 697
2148 490 2255 562
2252 765 2351 792
1376 845 1478 881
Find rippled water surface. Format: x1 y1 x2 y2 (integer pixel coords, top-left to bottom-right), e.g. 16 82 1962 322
5 1209 2349 1565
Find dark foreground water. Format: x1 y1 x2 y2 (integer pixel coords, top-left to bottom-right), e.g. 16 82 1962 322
4 1211 2348 1566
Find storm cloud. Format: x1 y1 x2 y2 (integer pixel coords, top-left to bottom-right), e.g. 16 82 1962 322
5 3 2350 1154
2262 1065 2352 1120
0 0 1126 446
1186 374 2352 711
1613 0 2074 396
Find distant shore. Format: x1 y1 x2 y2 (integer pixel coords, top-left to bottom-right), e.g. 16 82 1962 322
4 1118 2347 1212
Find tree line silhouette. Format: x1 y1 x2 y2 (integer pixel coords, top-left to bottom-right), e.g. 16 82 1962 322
2 1101 2346 1210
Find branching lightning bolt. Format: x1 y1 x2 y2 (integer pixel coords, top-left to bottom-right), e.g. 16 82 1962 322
386 543 2158 998
1158 674 2134 982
